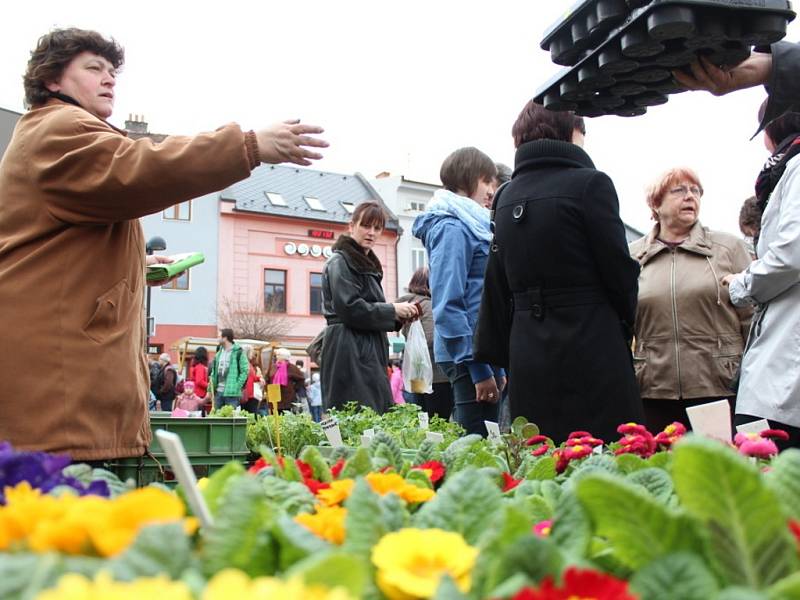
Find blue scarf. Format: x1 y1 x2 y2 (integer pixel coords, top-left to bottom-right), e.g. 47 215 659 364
425 189 492 243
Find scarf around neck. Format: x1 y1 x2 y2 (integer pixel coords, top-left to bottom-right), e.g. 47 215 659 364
271 361 289 386
425 189 492 243
332 234 384 276
755 133 800 213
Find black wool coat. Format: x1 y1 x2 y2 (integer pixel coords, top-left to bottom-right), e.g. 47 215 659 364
474 140 644 443
320 235 396 413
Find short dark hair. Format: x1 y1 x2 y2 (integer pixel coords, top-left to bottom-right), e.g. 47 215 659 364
739 196 762 237
760 99 800 147
440 147 497 197
351 201 386 230
295 359 304 367
407 266 430 296
24 28 124 108
220 328 234 343
512 100 585 148
495 163 512 186
193 346 208 366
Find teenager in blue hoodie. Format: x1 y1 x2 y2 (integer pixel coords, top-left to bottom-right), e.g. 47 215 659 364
412 147 506 436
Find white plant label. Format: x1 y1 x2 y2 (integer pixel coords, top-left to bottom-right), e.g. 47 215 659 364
155 430 214 528
484 420 502 441
425 431 444 444
418 412 429 430
320 416 344 447
685 399 732 442
736 419 770 435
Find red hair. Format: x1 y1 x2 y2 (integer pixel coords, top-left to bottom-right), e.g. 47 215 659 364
646 167 703 221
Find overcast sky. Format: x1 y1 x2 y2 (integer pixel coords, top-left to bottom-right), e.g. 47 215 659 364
3 1 798 235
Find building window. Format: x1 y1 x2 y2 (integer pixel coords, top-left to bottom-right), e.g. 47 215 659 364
162 269 189 291
304 196 326 211
163 201 191 221
264 269 287 312
340 201 355 214
411 247 427 272
265 192 287 207
408 200 426 212
309 272 323 314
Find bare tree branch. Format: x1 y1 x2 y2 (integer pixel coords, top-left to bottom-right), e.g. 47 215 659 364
217 295 292 341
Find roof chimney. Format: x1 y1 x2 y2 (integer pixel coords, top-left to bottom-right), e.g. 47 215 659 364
124 114 149 134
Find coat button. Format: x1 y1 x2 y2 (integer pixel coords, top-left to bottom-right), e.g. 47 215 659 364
532 304 542 318
513 204 525 220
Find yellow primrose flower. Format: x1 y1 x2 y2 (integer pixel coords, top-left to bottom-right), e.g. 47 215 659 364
316 479 356 506
34 571 193 600
202 569 356 600
372 528 478 600
294 505 347 545
197 477 209 491
365 473 436 504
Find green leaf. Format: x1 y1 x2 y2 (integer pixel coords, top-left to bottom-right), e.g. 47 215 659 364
201 475 278 577
371 431 404 471
0 553 104 600
90 468 132 497
627 468 674 503
109 523 192 580
521 423 540 439
342 447 373 478
672 436 798 588
511 416 528 437
379 492 409 532
273 514 331 571
482 535 563 594
300 446 333 482
406 469 434 489
433 575 469 600
442 434 483 470
539 480 562 507
257 475 315 516
287 551 370 598
648 451 673 470
527 456 557 481
342 478 388 557
202 461 245 516
765 449 800 520
550 489 591 557
523 494 554 523
413 469 503 545
616 453 648 474
413 439 440 465
576 473 704 570
630 552 720 600
768 572 800 599
62 463 93 484
714 588 770 600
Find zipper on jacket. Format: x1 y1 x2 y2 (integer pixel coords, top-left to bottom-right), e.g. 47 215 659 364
705 256 722 306
670 251 683 398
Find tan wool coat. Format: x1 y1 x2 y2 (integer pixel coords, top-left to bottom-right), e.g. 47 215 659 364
0 99 255 459
629 221 753 400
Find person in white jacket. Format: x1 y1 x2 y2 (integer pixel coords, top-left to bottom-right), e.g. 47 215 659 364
724 106 800 449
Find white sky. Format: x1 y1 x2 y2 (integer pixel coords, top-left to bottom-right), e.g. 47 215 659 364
3 1 798 235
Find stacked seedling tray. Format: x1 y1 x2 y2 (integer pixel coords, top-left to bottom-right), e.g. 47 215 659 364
534 0 795 117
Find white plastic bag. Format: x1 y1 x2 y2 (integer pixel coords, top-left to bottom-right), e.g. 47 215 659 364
402 320 433 394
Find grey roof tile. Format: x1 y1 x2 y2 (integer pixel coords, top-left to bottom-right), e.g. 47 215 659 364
221 164 398 229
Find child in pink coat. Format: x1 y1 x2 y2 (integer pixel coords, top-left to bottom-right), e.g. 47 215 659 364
390 362 405 405
175 380 204 412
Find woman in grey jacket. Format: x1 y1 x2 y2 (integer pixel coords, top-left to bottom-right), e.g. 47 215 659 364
726 108 800 449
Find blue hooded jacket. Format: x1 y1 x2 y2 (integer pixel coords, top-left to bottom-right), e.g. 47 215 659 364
412 189 504 384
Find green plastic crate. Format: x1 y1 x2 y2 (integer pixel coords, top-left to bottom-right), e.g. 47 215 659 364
107 453 248 488
146 415 248 456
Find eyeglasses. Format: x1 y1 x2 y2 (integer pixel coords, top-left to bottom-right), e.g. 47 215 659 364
668 185 703 198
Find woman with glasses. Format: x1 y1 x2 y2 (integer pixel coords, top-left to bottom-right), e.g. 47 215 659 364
630 168 753 432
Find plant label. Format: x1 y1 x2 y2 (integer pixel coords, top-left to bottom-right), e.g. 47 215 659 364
360 434 372 447
267 384 282 405
484 420 502 441
418 412 429 430
736 419 770 435
685 399 732 442
155 429 214 528
320 416 344 447
425 431 444 444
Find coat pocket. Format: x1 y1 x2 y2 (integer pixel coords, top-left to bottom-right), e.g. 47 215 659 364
712 338 743 392
83 279 136 344
633 345 649 391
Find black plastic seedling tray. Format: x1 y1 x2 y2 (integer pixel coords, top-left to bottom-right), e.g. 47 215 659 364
535 0 795 117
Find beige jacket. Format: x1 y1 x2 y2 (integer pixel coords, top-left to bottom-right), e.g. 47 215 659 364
629 221 753 400
0 99 255 459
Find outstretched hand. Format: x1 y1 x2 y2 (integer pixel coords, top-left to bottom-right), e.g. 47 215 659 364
673 53 772 96
145 254 177 287
256 119 329 166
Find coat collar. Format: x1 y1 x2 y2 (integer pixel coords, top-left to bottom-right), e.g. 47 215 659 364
333 234 383 277
634 220 713 265
42 97 128 136
513 139 595 176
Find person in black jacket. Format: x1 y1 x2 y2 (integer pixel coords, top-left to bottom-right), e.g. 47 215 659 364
474 101 644 443
320 202 419 413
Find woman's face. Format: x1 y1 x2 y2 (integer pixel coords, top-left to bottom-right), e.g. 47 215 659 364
468 177 496 208
349 218 383 251
657 179 703 232
46 51 116 119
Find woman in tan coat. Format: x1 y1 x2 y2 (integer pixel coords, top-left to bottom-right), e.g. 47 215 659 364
0 28 326 460
629 168 753 432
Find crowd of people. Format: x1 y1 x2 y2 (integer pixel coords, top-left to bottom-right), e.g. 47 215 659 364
1 26 800 461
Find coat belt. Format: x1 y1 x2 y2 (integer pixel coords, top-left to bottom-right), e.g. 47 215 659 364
512 286 607 320
325 316 343 325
